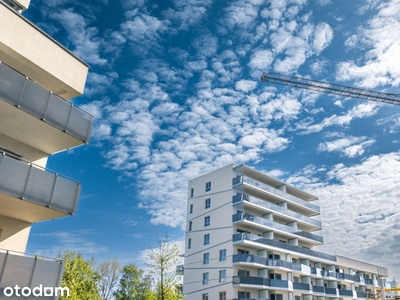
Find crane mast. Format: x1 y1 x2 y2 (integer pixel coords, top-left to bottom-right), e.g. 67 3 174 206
260 72 400 106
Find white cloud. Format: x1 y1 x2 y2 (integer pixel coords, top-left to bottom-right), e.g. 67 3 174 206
318 136 376 158
287 151 400 279
296 102 378 134
50 9 108 66
336 0 400 88
376 113 400 134
311 22 333 54
235 80 257 92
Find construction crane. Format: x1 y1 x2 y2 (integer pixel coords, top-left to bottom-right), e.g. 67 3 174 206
260 72 400 106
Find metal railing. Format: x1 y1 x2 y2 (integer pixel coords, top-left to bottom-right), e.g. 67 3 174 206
0 248 64 299
233 254 301 271
293 282 311 291
312 285 325 293
233 276 289 288
0 61 93 143
233 176 320 213
233 193 322 228
233 233 336 262
233 212 323 243
339 289 354 296
0 151 80 215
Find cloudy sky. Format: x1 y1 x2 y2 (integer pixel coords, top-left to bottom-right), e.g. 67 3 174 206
24 0 400 280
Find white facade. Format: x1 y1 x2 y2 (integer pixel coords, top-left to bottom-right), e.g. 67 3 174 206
182 164 388 300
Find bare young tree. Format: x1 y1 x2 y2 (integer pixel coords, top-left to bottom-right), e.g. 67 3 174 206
146 233 182 300
96 259 122 300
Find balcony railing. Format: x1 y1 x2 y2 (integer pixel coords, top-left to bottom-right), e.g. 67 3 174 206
325 288 337 295
0 249 64 299
339 289 354 297
233 276 289 289
233 194 322 228
233 254 301 271
357 291 374 298
312 285 325 293
233 212 323 243
0 61 93 144
233 176 320 213
293 282 311 291
365 279 374 285
233 233 336 262
0 152 80 217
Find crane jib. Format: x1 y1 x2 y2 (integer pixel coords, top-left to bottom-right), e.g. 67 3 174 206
260 72 400 106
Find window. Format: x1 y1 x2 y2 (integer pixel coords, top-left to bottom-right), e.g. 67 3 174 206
190 188 194 197
269 273 282 280
205 181 211 192
189 204 193 214
238 291 250 298
204 234 210 245
188 221 192 231
219 249 226 261
238 249 249 255
205 198 211 208
188 238 191 249
202 293 208 300
219 270 226 282
203 253 209 264
204 216 210 227
203 273 209 284
271 294 283 300
219 292 226 300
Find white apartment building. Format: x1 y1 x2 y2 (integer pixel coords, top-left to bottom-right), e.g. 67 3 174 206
182 164 389 300
0 0 91 297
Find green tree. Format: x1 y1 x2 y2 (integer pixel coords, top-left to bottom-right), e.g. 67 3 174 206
96 259 122 300
146 233 183 300
114 264 156 300
57 250 101 300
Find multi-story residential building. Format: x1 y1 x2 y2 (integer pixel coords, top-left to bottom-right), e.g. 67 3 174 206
182 164 389 300
0 0 91 297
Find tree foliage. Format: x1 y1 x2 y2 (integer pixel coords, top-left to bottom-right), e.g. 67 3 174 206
114 264 156 300
146 233 183 300
57 250 101 300
96 259 122 300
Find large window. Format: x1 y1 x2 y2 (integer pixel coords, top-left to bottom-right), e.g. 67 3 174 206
204 216 210 227
205 198 211 209
205 181 211 192
202 293 208 300
203 253 209 264
219 292 226 300
219 270 226 282
204 234 210 245
203 273 209 285
219 249 226 261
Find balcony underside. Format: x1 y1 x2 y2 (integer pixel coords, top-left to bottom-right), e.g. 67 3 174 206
0 100 86 154
0 2 88 99
0 193 69 223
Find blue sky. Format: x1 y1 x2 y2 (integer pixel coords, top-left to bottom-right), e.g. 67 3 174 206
23 0 400 279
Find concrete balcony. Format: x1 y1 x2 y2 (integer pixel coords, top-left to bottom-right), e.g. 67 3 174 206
233 194 321 231
0 1 88 99
233 233 336 263
233 212 323 245
0 249 64 299
233 176 319 216
0 153 80 222
0 61 93 154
